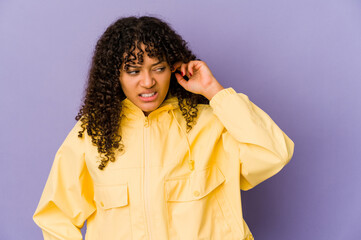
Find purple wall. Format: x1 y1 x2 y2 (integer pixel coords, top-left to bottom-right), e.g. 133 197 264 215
1 0 360 239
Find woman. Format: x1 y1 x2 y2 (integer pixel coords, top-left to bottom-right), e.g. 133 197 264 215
33 16 295 240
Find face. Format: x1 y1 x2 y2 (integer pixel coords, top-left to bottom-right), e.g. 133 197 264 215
119 49 172 116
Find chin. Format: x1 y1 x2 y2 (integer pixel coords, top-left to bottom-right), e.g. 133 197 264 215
136 92 167 114
140 103 160 113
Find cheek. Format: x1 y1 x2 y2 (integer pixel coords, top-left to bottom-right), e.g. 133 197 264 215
160 78 171 92
119 77 134 93
162 72 172 86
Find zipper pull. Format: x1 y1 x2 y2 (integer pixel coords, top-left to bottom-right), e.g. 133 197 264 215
144 117 149 127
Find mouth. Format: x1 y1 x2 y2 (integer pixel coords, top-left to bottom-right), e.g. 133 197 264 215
139 91 158 101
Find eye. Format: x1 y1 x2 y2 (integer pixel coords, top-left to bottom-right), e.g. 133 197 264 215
154 67 166 72
127 70 139 75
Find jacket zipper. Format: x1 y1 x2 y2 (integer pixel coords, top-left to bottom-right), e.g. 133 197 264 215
143 116 153 239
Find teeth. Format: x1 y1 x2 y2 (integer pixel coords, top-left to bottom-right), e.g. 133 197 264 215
140 92 155 97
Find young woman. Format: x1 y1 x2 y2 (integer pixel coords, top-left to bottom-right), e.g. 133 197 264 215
33 16 295 240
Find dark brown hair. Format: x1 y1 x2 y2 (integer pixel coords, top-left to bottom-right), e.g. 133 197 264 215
75 15 208 170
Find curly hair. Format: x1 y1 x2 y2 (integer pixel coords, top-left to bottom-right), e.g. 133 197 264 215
75 15 209 170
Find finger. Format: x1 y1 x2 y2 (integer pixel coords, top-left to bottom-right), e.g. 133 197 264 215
174 72 189 90
180 63 189 77
187 61 197 77
192 60 204 73
172 61 183 72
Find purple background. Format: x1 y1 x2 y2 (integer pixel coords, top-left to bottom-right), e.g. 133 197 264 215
1 0 360 239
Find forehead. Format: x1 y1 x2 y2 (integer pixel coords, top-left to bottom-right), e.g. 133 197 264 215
122 54 162 68
122 49 165 70
125 41 164 59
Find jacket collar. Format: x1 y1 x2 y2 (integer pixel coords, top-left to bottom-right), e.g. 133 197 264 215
120 94 195 171
120 95 179 120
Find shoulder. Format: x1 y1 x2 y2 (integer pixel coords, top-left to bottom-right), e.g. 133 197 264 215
196 103 213 116
190 103 223 131
59 118 88 150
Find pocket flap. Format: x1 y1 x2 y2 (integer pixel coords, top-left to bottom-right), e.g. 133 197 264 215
94 183 129 209
165 165 226 202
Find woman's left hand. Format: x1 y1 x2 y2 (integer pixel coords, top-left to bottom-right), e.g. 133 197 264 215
172 60 224 101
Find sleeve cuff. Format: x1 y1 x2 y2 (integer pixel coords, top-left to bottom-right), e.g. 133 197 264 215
209 87 238 108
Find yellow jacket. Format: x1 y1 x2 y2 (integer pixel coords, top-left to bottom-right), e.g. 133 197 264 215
33 87 294 240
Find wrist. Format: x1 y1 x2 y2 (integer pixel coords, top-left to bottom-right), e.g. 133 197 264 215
204 83 224 101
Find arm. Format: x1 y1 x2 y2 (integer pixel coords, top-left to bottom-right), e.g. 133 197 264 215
33 120 96 239
210 88 295 191
172 60 294 190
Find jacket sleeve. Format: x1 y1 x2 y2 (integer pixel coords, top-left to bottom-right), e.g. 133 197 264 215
33 120 96 240
209 87 295 191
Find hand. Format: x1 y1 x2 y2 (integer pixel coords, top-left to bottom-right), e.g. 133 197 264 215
172 60 224 101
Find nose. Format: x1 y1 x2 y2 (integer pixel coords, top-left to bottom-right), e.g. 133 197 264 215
140 71 155 88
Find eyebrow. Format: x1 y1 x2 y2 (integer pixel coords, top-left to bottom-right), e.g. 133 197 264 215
127 60 164 68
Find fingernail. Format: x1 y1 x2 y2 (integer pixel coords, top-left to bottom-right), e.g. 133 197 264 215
189 72 192 76
181 71 184 76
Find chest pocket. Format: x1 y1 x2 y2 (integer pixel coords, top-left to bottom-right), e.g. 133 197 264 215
93 183 133 239
164 165 236 239
94 183 129 209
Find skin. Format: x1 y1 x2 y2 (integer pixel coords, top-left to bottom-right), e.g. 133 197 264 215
119 46 225 116
119 52 172 116
173 61 225 101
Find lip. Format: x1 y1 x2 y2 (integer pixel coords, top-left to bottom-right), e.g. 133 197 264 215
139 92 158 102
